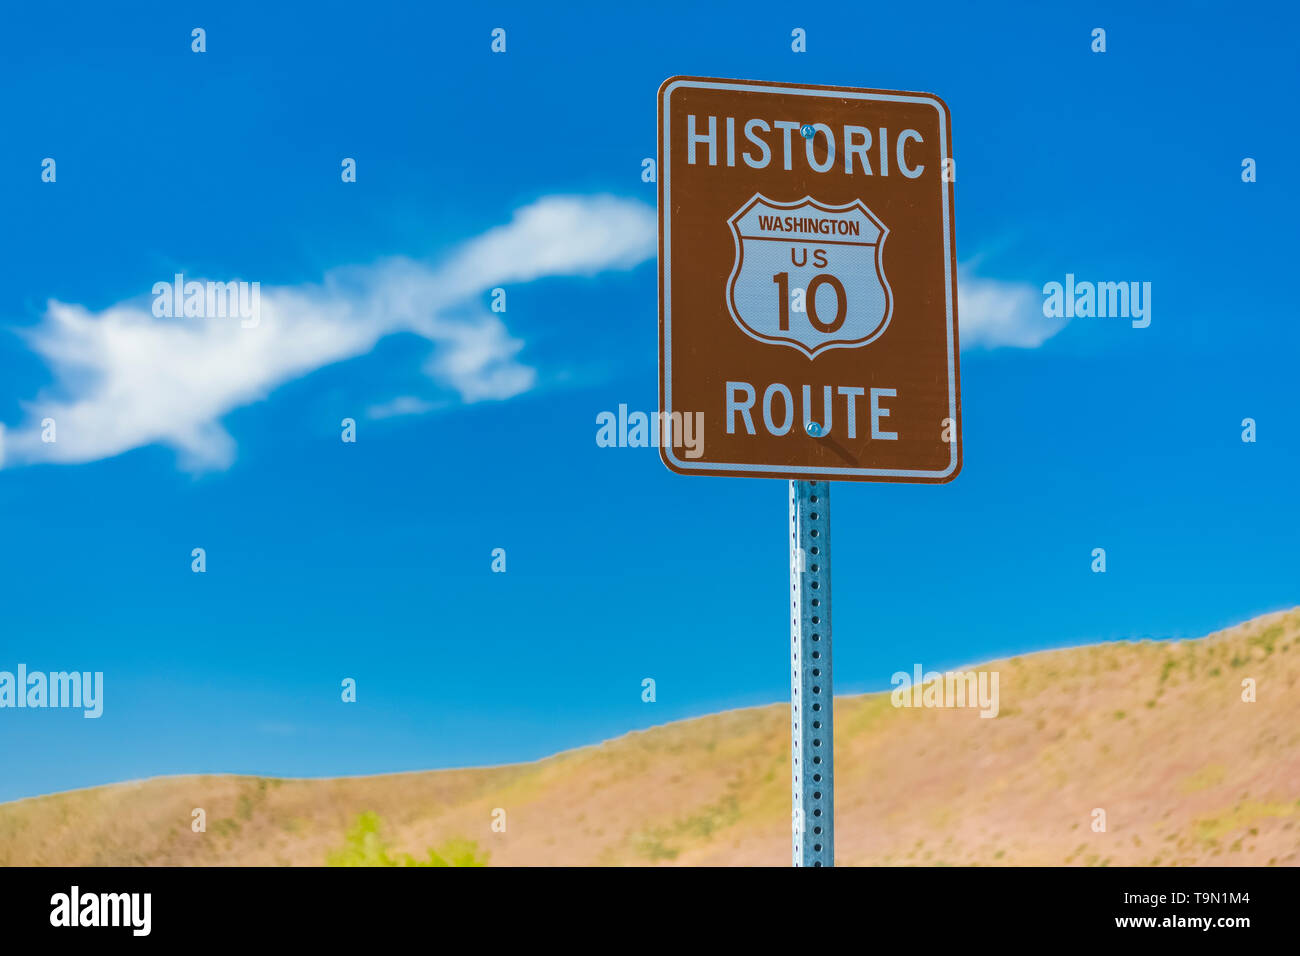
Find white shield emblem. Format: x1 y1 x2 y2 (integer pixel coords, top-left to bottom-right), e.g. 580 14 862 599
726 194 892 358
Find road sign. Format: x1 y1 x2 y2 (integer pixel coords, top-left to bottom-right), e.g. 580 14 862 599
658 76 961 483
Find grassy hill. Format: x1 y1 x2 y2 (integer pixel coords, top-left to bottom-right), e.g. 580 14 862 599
3 609 1299 866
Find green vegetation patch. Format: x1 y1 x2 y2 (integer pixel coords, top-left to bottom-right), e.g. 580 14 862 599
327 811 487 867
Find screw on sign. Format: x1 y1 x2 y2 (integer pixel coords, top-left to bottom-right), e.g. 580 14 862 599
655 77 961 866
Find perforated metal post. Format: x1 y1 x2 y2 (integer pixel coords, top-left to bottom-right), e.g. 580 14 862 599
789 479 833 867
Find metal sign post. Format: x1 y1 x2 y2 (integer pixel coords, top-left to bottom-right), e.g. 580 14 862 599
789 479 832 866
657 75 961 867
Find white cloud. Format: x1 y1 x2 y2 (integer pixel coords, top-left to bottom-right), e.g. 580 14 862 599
957 269 1067 350
367 395 441 420
3 195 656 471
437 194 657 294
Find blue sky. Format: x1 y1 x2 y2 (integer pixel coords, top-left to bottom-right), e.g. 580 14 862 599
1 1 1297 802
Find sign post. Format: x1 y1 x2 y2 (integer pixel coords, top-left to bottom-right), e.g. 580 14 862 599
789 479 832 866
657 76 960 866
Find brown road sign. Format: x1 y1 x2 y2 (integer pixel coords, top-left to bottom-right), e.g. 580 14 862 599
657 76 961 482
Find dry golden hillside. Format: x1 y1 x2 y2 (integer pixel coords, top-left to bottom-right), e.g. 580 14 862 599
3 609 1299 866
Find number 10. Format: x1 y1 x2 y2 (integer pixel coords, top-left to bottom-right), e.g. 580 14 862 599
772 272 848 334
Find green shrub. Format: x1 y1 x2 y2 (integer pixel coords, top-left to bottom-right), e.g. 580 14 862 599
327 812 488 867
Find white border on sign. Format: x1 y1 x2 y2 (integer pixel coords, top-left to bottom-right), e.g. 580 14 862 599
660 78 959 480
